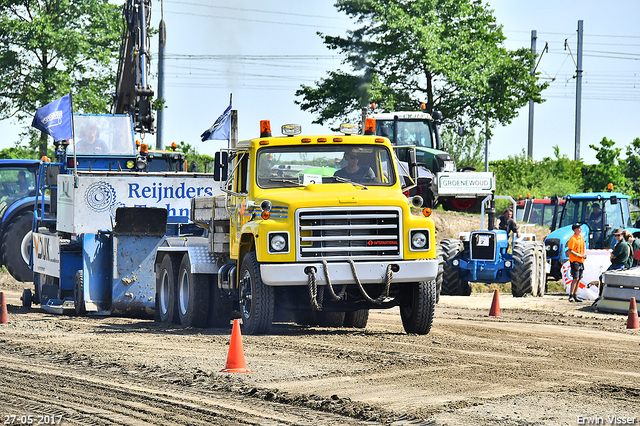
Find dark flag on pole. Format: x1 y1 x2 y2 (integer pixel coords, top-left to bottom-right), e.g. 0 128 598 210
201 95 232 142
31 94 74 141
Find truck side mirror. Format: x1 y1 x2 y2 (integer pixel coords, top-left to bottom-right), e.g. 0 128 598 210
457 125 465 137
407 149 418 181
214 151 228 181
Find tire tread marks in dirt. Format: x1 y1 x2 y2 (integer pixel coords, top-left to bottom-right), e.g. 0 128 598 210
0 354 370 425
511 241 537 297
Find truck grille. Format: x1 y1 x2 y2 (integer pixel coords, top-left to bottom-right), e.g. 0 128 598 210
470 232 496 261
296 207 402 260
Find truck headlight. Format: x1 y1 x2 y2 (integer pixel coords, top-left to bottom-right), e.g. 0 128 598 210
410 230 429 250
505 260 512 268
268 232 289 253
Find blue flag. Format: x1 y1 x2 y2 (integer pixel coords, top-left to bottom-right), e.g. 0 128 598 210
201 101 232 141
31 94 74 141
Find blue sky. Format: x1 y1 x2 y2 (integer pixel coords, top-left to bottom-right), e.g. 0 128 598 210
1 0 638 165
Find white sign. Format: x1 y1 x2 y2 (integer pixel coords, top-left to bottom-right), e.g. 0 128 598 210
436 172 495 196
58 174 222 234
299 173 323 186
32 233 61 278
477 235 490 247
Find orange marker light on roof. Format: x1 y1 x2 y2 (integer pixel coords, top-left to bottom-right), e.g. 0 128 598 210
41 156 50 163
317 137 327 143
607 183 614 191
260 120 272 137
420 103 426 110
140 144 149 155
370 103 376 109
364 118 376 135
171 142 177 151
136 140 141 147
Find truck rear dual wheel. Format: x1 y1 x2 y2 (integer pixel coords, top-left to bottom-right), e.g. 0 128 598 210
400 280 436 334
156 254 178 323
511 242 538 297
177 254 210 327
1 212 33 283
239 252 274 335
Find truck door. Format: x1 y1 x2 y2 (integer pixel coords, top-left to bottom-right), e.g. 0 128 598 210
230 151 250 259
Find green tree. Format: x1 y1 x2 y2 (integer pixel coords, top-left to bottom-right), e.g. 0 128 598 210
583 137 628 193
622 137 640 197
0 0 122 157
441 128 484 170
295 0 548 133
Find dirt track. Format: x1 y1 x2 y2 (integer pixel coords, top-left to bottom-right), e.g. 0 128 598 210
1 277 639 426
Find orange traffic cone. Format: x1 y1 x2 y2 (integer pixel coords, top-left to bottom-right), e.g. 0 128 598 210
0 292 8 325
628 297 639 330
489 289 500 317
221 319 251 373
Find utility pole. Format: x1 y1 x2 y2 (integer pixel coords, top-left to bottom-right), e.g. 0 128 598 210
574 20 583 161
156 2 166 149
527 30 536 158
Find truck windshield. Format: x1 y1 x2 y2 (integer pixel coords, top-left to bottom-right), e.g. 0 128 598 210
0 166 36 218
559 199 626 230
376 120 435 148
257 145 396 188
69 115 136 156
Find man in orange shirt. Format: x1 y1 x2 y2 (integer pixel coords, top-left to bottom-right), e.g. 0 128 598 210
566 223 587 302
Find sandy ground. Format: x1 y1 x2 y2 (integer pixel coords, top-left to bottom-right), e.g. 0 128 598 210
1 269 639 426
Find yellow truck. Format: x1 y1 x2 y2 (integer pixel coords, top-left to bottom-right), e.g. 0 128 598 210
154 119 440 334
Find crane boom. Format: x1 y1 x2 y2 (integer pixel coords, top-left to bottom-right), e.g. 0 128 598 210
113 0 155 134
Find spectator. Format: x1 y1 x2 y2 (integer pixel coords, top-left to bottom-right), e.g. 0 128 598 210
623 230 640 267
566 223 587 303
608 229 629 271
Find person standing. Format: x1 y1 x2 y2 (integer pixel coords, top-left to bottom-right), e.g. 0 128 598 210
609 229 630 271
623 230 640 267
566 223 587 303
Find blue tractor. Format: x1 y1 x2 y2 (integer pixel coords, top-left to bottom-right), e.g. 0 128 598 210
440 196 546 297
544 192 640 280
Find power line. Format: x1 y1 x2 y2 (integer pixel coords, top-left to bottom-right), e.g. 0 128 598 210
164 1 349 21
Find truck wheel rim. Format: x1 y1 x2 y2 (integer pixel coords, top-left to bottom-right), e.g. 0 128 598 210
240 270 252 320
179 269 189 315
159 270 169 314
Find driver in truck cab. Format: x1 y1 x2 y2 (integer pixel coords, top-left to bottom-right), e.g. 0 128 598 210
334 148 377 181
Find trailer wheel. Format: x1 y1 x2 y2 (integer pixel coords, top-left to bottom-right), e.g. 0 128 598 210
239 252 274 335
156 254 178 323
441 239 470 296
177 254 210 327
21 288 32 307
1 212 33 282
511 242 538 297
343 310 369 328
400 280 436 334
74 271 86 315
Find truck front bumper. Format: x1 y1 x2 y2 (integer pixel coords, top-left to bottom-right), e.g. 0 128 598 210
260 259 438 287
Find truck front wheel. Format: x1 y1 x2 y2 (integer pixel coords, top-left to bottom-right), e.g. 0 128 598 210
2 212 33 282
177 254 210 327
239 252 274 335
400 280 436 334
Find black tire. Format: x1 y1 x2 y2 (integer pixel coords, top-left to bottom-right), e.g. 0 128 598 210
239 252 274 335
177 254 210 327
316 311 346 327
400 280 436 334
1 212 34 282
156 254 178 323
21 288 32 307
440 239 470 296
536 242 546 297
74 270 86 315
435 245 444 303
343 310 369 328
511 242 537 297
